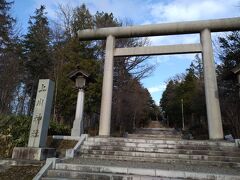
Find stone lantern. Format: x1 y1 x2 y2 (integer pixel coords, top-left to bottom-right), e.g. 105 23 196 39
68 69 89 136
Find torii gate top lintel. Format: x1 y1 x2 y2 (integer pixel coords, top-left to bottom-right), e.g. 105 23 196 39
77 17 240 40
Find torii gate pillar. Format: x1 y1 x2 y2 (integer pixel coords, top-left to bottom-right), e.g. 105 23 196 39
99 35 115 136
201 29 223 139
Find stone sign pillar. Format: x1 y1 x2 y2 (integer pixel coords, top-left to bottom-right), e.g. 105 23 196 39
12 79 56 160
28 79 55 147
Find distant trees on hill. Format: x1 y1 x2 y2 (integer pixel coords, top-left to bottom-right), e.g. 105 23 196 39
160 33 240 138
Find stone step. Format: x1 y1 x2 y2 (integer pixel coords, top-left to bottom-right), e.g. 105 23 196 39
128 134 182 139
80 145 240 156
80 149 240 162
126 136 181 140
83 141 237 151
42 178 75 180
137 128 175 131
133 131 181 134
46 170 139 180
53 163 240 179
135 130 180 135
136 129 178 133
80 154 240 168
134 133 181 137
86 137 236 147
45 169 180 180
42 177 180 180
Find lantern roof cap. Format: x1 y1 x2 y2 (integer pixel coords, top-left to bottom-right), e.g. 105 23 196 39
68 68 90 82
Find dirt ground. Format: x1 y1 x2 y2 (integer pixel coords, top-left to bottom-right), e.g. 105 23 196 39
0 165 41 180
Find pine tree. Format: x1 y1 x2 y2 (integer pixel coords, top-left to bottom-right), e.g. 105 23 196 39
160 57 206 130
217 32 240 137
52 4 155 135
23 5 52 115
0 0 15 49
52 4 100 125
0 0 20 114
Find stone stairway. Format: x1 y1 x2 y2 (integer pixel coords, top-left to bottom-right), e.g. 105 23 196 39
147 121 165 128
128 121 182 139
41 124 240 179
79 137 240 167
128 127 182 139
41 136 240 179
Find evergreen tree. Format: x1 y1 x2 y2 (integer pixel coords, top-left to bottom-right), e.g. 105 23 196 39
52 4 101 126
217 32 240 138
23 5 52 115
71 4 93 35
160 55 207 134
51 4 156 135
0 0 20 113
0 0 15 49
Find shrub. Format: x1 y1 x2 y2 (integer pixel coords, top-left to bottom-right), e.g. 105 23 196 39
0 114 31 147
48 120 71 135
0 114 71 157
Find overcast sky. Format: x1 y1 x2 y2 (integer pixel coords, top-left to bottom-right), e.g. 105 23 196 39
13 0 240 104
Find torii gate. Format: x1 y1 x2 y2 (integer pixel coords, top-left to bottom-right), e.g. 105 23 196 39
77 17 240 140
